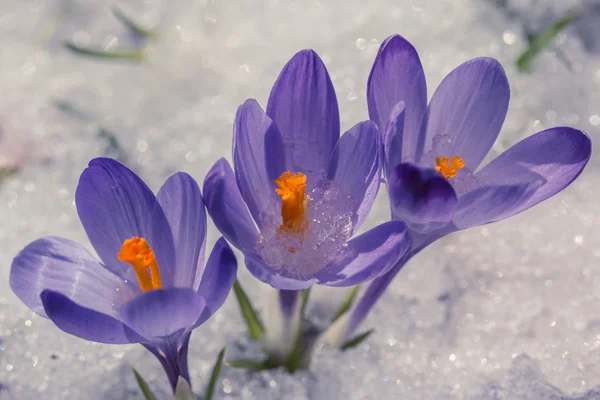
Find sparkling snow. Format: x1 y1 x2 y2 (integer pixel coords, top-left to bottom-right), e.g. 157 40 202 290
0 0 599 399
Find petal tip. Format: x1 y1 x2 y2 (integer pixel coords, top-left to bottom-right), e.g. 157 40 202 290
204 158 234 192
211 158 232 174
214 236 237 265
87 157 127 170
282 49 326 73
557 126 592 158
379 34 417 54
466 57 509 85
169 171 195 182
295 48 320 59
242 98 261 108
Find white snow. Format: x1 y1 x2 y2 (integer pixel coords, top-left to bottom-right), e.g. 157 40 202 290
0 0 599 399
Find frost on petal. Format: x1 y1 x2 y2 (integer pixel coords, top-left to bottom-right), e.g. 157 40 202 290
420 134 482 195
257 177 356 279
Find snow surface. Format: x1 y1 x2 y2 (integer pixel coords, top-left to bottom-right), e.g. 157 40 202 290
1 0 600 399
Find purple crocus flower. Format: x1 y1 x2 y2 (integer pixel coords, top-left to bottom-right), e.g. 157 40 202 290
203 49 410 296
330 34 592 344
10 158 237 392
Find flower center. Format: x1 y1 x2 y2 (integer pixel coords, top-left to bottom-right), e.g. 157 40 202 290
117 237 162 292
435 155 465 179
275 171 308 233
257 177 355 278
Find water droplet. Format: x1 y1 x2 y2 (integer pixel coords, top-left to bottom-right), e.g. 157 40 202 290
102 35 119 51
137 140 148 152
356 38 366 50
502 30 517 45
185 151 196 163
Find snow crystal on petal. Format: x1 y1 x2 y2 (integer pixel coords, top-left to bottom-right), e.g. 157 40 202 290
257 179 355 278
422 134 482 195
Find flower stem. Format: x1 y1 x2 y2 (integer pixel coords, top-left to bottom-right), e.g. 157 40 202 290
278 289 299 320
142 332 192 393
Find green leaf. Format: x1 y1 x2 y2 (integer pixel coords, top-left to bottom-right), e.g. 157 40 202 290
284 326 303 373
64 42 146 62
340 329 374 351
233 280 265 341
204 347 225 400
526 32 535 44
53 99 127 161
516 14 578 72
300 288 311 316
284 289 311 373
331 285 360 324
111 6 159 39
0 167 18 182
52 99 92 121
98 127 124 157
225 358 275 371
132 369 157 400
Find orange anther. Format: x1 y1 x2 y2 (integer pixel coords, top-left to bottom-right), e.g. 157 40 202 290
275 171 308 233
118 237 162 292
435 155 465 179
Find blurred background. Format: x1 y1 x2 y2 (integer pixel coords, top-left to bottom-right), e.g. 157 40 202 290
0 0 599 398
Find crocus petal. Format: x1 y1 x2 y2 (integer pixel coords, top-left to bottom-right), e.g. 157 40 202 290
388 163 457 233
475 127 591 216
194 237 237 326
233 99 284 226
266 49 340 183
156 172 206 288
367 34 427 160
76 158 176 286
10 236 137 318
120 288 205 341
328 120 381 232
203 158 259 253
453 181 544 230
422 58 509 169
316 220 409 287
41 290 143 344
245 256 315 290
383 101 406 179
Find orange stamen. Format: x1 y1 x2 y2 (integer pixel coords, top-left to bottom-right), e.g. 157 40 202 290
435 155 465 179
275 171 308 233
117 237 162 292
